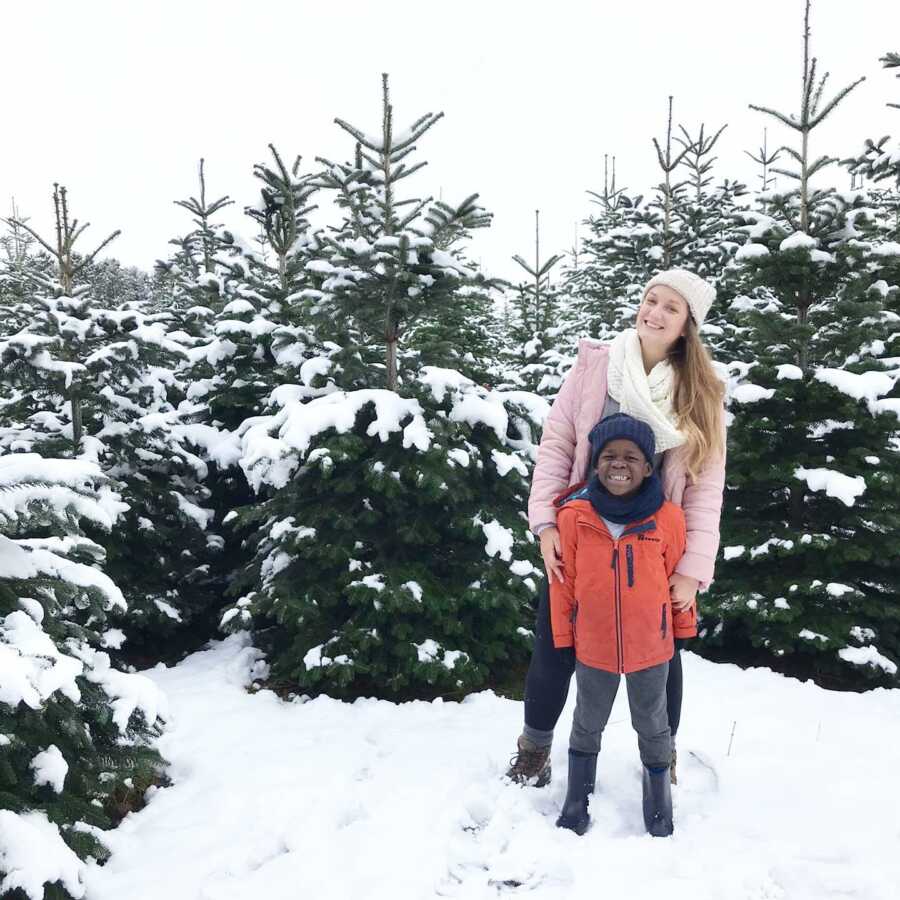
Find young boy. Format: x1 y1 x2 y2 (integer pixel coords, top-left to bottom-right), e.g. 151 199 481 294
549 413 696 837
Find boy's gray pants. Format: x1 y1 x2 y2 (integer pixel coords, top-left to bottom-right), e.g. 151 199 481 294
570 660 671 767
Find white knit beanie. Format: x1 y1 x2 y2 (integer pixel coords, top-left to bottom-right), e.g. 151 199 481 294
643 269 716 325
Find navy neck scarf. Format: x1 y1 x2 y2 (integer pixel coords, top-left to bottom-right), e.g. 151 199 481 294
586 470 664 525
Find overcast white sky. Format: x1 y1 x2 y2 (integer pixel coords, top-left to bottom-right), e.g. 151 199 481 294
2 0 899 284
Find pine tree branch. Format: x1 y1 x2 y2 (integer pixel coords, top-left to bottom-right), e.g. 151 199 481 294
333 119 384 153
512 255 537 277
268 144 290 183
2 218 58 258
360 151 383 171
536 255 565 278
69 222 90 248
806 154 837 178
397 198 432 231
748 104 801 131
770 167 803 182
652 138 669 170
803 57 819 124
391 112 444 152
810 70 830 117
809 77 866 128
72 230 122 276
391 145 417 163
391 160 428 182
708 123 728 148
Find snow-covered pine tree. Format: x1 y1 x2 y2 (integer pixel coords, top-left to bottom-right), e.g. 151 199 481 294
1 184 120 457
194 146 326 492
219 76 544 700
221 368 545 700
502 209 569 395
847 50 900 319
0 202 54 330
703 3 899 687
156 159 237 307
158 162 258 431
152 160 248 365
745 128 782 195
0 454 165 898
562 156 650 341
670 123 748 359
153 160 275 636
0 186 224 659
651 96 692 270
565 98 713 341
184 146 330 657
710 130 787 366
223 144 324 415
77 257 153 310
307 74 493 392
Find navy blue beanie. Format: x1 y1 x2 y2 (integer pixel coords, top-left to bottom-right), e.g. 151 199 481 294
588 413 656 469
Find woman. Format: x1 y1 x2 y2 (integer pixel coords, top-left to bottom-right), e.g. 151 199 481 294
506 268 726 787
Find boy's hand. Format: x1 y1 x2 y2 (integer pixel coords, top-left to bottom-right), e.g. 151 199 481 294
669 573 698 610
539 526 564 584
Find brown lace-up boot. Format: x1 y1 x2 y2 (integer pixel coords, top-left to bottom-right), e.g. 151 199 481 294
505 735 551 787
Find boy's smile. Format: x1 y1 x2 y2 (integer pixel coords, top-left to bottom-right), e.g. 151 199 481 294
595 439 652 498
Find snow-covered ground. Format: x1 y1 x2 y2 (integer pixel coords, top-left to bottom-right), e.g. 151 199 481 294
84 634 900 900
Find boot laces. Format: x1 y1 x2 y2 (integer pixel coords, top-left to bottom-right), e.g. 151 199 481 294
508 745 548 778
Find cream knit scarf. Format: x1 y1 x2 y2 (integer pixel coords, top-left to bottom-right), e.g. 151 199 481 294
607 329 686 453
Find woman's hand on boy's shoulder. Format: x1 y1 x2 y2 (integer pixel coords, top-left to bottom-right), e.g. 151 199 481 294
668 573 698 610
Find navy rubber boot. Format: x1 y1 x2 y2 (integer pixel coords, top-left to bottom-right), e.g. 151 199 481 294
642 765 674 837
555 750 597 836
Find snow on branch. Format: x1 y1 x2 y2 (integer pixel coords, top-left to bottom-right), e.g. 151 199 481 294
239 390 432 491
794 467 866 507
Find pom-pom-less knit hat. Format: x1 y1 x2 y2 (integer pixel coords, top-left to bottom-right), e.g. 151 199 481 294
589 413 656 469
643 269 716 326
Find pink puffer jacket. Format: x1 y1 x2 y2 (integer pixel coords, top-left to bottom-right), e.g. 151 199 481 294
528 339 726 588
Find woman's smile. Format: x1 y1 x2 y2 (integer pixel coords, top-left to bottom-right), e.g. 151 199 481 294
636 285 690 349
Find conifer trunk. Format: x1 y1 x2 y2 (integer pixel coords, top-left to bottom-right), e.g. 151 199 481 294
70 387 83 456
386 334 398 392
382 73 398 391
534 209 541 323
797 7 812 373
663 96 676 268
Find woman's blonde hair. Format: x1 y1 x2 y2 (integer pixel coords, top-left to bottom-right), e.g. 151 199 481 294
667 315 725 482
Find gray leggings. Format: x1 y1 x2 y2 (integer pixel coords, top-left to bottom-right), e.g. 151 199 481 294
570 660 671 768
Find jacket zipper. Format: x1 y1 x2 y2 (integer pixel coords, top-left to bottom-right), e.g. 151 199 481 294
577 516 657 674
661 602 667 639
612 543 624 672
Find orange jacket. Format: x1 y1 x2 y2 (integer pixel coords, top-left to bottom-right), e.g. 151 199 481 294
550 487 695 674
